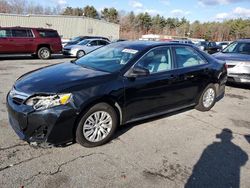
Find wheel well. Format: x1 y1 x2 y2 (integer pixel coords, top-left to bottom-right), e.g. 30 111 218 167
36 44 51 53
72 97 122 140
195 82 219 104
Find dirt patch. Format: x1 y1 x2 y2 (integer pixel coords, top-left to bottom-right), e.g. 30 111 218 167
44 174 70 188
143 158 190 182
225 93 248 100
231 119 250 129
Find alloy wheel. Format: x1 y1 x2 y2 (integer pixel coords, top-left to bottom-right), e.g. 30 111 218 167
83 111 112 142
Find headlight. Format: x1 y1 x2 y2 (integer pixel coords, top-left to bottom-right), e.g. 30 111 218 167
25 93 72 110
70 48 78 52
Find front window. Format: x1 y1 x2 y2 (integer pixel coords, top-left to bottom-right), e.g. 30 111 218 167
136 47 173 74
0 29 11 38
222 42 250 54
75 43 139 72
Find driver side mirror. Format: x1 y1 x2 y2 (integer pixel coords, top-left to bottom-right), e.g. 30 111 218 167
125 66 150 78
87 43 92 47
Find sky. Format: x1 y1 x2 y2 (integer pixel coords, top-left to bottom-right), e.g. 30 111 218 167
34 0 250 22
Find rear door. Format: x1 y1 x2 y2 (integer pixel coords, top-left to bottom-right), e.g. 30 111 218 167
172 45 211 104
0 29 12 53
11 29 34 53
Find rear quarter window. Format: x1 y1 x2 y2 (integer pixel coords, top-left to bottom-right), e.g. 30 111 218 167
37 30 59 38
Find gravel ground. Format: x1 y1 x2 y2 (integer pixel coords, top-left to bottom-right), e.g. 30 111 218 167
0 55 250 188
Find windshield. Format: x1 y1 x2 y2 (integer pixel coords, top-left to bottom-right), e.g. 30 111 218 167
78 40 90 45
75 43 139 72
222 42 250 54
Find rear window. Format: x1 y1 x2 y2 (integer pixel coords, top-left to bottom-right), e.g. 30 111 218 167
37 30 59 38
12 29 28 37
11 29 33 38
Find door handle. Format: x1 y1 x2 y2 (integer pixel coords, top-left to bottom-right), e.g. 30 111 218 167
184 75 195 80
170 74 178 80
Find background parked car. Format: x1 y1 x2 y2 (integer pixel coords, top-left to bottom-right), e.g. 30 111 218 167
112 39 127 43
171 40 194 45
63 38 110 58
217 41 231 49
0 27 62 59
197 41 222 54
63 36 110 47
213 39 250 84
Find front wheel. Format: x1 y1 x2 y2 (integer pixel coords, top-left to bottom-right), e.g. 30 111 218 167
37 47 51 60
76 50 85 58
76 103 118 147
196 84 216 111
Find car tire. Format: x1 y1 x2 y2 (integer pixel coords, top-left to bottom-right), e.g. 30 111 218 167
37 47 51 60
196 84 216 112
76 103 118 147
76 50 85 58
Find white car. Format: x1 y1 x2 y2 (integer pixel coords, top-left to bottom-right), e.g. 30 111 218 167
63 39 110 58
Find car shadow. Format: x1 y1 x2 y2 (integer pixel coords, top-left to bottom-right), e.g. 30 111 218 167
112 106 194 141
0 54 67 60
226 82 250 90
185 128 248 188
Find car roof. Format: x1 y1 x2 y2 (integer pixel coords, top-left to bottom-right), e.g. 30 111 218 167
236 39 250 43
0 26 56 31
85 38 110 42
109 40 195 51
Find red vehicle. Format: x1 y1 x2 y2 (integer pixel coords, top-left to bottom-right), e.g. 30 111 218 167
0 27 62 59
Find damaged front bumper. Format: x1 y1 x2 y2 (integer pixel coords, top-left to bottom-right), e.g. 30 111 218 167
6 93 78 146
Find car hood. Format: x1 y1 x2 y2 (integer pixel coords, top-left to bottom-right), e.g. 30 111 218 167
14 62 111 94
213 52 250 62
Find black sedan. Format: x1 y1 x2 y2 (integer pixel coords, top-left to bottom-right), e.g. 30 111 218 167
6 41 227 147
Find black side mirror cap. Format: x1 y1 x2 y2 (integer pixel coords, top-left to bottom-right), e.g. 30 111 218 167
125 66 150 78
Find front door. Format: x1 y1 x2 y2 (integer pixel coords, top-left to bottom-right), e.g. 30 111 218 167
10 29 34 53
123 46 181 121
0 29 12 53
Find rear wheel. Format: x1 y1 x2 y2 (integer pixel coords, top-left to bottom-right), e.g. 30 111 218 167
76 50 85 58
76 103 118 147
196 84 216 111
37 47 51 60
